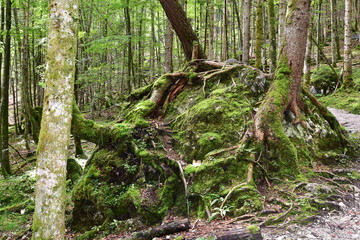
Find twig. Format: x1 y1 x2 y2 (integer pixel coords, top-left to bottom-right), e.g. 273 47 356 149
259 201 294 227
291 182 307 193
9 144 27 161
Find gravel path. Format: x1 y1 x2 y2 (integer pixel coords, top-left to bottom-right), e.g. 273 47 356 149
262 108 360 240
328 108 360 134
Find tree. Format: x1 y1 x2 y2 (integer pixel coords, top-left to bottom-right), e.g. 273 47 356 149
254 0 263 69
242 0 251 64
252 0 312 175
0 0 12 177
343 0 353 87
159 0 206 61
32 0 78 239
268 0 277 71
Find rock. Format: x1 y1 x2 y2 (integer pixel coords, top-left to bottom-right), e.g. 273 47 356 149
305 183 332 195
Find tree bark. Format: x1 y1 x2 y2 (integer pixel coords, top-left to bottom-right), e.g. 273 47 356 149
253 0 311 176
268 0 276 72
32 0 78 239
255 0 263 69
159 0 206 61
0 0 12 177
343 0 353 87
164 20 174 73
243 0 251 64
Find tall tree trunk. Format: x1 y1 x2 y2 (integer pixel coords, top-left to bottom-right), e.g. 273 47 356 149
343 0 353 87
207 0 215 60
278 0 286 51
164 20 174 73
255 0 263 69
304 18 313 84
243 0 251 64
32 0 78 238
222 0 229 61
268 0 276 72
159 0 206 61
0 0 12 177
330 0 339 66
252 0 311 176
316 0 322 67
124 0 133 93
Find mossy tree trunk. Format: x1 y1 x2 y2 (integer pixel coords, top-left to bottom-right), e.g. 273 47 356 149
159 0 206 61
252 0 311 176
32 1 78 239
0 0 12 177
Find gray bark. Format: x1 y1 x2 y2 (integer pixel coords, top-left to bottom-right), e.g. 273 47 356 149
32 0 78 239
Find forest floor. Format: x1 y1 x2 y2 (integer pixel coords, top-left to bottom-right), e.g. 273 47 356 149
261 108 360 239
98 108 360 240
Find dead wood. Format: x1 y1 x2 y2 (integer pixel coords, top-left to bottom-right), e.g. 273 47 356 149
123 219 191 240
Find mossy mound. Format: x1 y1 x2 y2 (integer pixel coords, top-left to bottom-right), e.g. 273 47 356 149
171 84 253 162
71 136 184 232
310 65 339 95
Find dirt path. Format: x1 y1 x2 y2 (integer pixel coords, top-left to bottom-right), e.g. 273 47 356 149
328 107 360 134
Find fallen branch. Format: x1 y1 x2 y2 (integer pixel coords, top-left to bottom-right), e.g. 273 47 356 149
123 219 191 240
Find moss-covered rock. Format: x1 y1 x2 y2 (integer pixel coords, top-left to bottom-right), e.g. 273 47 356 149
71 144 184 232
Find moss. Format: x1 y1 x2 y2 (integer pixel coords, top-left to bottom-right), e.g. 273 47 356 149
172 85 252 162
67 158 83 184
71 145 183 231
246 225 260 234
124 100 155 127
310 65 339 95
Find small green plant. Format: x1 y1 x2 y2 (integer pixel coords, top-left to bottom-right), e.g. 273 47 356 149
208 196 232 221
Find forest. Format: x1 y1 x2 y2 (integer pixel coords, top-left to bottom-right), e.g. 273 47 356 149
0 0 360 239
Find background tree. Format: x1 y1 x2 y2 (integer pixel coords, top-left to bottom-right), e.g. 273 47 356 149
343 0 353 87
159 0 206 61
32 0 78 238
0 0 12 177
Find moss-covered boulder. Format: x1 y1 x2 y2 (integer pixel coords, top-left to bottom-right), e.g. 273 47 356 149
71 141 184 231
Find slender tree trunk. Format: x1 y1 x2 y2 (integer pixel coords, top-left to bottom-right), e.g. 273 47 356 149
330 0 339 66
268 0 276 71
0 3 4 102
159 0 206 61
243 0 251 63
164 20 174 73
343 0 353 87
32 0 78 238
304 19 313 84
255 0 263 69
278 0 286 51
207 0 215 60
222 0 229 61
316 0 322 67
0 0 12 177
124 0 133 93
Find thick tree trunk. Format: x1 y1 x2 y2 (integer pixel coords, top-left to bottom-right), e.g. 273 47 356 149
32 0 78 239
252 0 311 176
159 0 206 61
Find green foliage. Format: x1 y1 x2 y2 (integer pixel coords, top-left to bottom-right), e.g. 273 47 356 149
320 67 360 114
310 65 339 95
